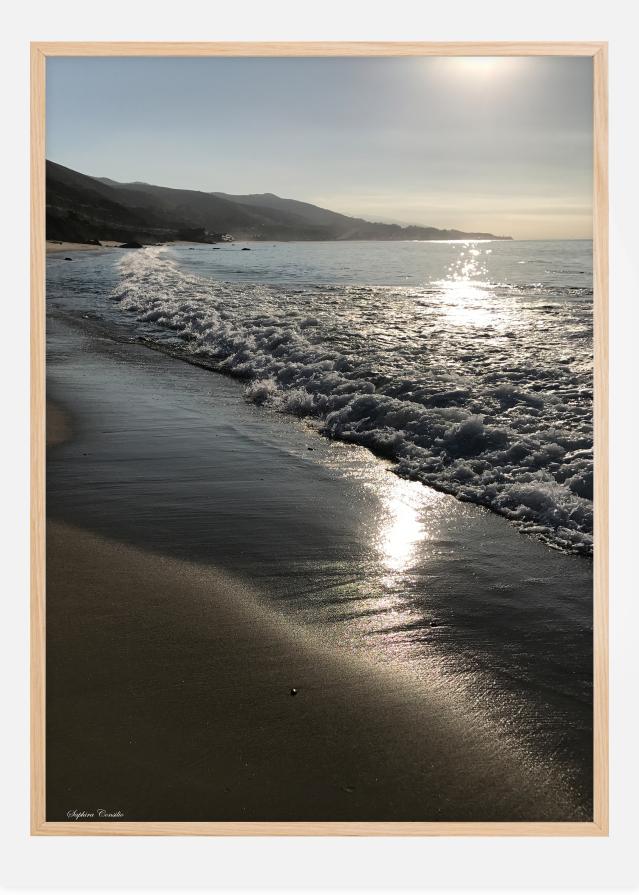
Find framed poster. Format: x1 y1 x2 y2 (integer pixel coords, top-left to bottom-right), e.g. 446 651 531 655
31 41 608 835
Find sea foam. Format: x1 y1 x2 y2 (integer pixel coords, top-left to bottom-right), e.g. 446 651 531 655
113 246 593 555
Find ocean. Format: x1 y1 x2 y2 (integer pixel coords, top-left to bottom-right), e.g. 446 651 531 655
46 237 594 816
48 238 593 555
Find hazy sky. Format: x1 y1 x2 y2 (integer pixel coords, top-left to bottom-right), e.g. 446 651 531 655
47 56 593 239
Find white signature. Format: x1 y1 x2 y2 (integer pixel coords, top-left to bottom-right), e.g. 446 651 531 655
66 809 124 820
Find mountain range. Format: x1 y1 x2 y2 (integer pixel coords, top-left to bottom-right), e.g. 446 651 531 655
46 160 511 244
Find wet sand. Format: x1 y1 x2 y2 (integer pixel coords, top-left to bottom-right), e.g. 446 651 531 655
47 520 572 822
45 313 593 821
46 401 71 447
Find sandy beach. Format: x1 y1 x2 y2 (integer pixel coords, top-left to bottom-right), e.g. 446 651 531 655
46 240 211 255
47 520 568 822
45 305 593 822
46 240 123 254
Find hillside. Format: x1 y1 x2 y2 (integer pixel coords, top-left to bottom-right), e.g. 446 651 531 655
46 160 511 244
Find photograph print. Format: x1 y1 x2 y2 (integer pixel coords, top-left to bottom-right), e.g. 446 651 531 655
40 48 601 827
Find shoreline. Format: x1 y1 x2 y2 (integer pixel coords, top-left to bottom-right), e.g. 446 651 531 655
46 239 232 255
47 519 577 822
105 243 593 557
46 240 123 254
45 311 593 821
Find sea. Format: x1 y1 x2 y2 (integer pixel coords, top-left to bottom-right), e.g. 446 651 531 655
46 237 595 815
48 238 594 556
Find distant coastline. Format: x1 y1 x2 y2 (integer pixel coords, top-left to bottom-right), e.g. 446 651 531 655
46 159 512 246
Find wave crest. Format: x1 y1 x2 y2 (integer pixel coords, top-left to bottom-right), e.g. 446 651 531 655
113 247 593 555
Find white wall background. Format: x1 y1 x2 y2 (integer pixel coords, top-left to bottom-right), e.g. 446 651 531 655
0 1 637 891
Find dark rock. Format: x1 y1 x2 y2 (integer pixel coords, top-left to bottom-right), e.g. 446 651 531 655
119 241 143 249
64 257 73 261
85 238 101 246
241 247 251 251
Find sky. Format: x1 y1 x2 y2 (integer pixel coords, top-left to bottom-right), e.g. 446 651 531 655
46 56 593 240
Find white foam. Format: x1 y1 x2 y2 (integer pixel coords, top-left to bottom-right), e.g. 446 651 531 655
113 247 593 555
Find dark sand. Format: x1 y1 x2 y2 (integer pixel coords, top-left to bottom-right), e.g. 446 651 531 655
46 521 568 822
46 401 71 447
45 314 592 822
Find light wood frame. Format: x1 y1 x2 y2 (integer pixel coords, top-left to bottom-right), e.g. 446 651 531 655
30 41 608 837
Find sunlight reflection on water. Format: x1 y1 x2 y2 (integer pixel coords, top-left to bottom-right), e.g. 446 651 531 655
377 476 438 574
433 244 514 329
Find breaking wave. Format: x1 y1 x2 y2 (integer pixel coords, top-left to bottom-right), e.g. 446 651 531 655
113 246 593 555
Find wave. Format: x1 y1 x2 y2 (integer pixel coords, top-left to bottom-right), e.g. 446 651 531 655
113 247 593 556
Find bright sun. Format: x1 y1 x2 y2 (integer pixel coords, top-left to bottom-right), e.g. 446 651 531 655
453 57 505 75
431 56 520 91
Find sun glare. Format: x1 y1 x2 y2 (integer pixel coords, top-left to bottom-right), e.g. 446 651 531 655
454 57 503 75
376 478 440 575
433 56 519 85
